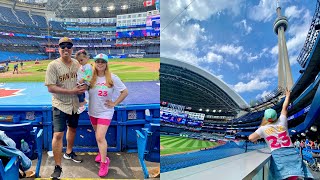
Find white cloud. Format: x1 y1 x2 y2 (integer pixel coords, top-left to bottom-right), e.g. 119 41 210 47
248 55 258 62
211 44 263 63
167 50 200 65
259 48 269 57
245 52 259 62
225 61 240 70
285 6 303 19
199 51 239 70
211 44 244 55
235 19 252 35
271 45 278 55
248 0 276 22
161 0 244 64
161 22 205 64
233 78 270 93
256 90 272 100
239 67 278 81
184 0 244 21
203 52 223 64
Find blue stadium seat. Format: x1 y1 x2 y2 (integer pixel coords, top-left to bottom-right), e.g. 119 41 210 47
0 7 20 25
0 123 43 177
31 14 47 29
136 123 160 178
49 21 65 31
0 156 19 180
15 10 33 25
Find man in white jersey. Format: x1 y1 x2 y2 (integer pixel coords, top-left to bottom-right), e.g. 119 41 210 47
45 37 87 179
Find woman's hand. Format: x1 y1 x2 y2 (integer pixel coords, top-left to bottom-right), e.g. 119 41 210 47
105 100 116 108
285 88 291 97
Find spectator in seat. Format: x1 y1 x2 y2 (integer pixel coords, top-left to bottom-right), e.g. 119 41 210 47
305 138 310 148
294 139 300 148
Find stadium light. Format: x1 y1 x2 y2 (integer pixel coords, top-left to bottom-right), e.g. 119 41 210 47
81 7 88 12
107 5 115 11
218 110 222 113
199 108 202 111
206 109 209 112
213 110 216 113
121 5 128 9
311 126 317 132
93 7 101 12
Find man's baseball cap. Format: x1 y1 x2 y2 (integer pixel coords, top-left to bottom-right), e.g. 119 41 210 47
264 109 277 122
58 37 73 45
94 53 108 63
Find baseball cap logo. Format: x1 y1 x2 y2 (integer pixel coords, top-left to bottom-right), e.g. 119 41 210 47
100 54 103 58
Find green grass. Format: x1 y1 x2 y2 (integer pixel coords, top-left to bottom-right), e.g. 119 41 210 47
108 58 159 62
1 75 45 82
160 135 218 155
117 72 159 82
110 65 145 71
2 58 159 82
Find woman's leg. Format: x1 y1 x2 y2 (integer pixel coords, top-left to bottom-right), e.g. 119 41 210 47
96 124 109 163
89 116 97 131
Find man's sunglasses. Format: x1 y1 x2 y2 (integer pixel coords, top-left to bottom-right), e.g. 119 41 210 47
59 43 73 49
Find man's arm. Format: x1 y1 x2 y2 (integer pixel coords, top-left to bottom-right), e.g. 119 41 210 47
47 84 86 95
281 88 291 116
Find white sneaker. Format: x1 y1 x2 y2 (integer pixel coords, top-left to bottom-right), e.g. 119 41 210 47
77 106 86 114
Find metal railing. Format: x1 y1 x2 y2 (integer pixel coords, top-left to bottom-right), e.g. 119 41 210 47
297 0 320 68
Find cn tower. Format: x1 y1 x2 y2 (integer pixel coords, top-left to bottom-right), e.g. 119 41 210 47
273 0 293 91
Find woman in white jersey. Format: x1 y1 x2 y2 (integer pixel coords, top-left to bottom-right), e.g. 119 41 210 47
249 89 313 180
88 53 128 177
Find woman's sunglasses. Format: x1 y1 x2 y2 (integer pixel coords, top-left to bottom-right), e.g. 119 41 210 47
59 43 73 49
95 60 107 64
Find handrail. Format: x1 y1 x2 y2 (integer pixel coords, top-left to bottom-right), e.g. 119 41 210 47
161 148 271 180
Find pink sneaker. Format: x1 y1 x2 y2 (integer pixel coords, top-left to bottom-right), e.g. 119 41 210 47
95 153 101 162
98 157 110 177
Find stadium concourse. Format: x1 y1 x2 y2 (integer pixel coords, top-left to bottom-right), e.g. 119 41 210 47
159 0 320 174
0 0 160 179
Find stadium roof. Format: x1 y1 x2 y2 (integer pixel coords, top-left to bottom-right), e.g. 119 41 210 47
46 0 156 18
160 57 249 116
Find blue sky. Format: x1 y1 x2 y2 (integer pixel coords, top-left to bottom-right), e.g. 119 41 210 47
160 0 316 104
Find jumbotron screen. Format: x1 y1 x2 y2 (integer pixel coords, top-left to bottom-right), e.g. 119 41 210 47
160 109 204 127
146 14 160 37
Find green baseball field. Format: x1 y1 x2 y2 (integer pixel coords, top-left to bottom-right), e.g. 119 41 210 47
0 58 159 82
160 135 219 155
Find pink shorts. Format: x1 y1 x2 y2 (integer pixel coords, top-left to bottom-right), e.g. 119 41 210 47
89 116 111 126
